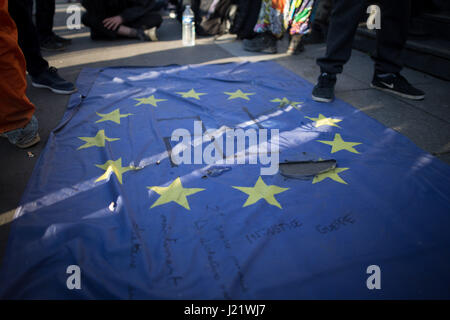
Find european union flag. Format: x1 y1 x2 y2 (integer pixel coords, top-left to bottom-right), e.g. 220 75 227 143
1 62 449 299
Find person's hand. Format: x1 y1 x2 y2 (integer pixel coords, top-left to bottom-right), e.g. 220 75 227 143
103 16 124 30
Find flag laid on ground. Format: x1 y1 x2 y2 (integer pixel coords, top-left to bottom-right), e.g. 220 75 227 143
1 62 449 299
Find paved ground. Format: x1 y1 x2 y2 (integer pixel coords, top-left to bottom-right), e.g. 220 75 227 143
1 1 449 264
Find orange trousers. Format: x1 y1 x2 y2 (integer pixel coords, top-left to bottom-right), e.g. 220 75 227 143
0 0 35 134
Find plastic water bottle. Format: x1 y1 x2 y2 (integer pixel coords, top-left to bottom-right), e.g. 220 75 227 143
182 5 195 47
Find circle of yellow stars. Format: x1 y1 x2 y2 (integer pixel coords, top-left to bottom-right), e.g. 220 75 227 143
75 86 362 209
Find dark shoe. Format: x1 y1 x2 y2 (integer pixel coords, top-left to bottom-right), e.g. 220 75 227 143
196 25 210 37
52 33 72 45
371 73 425 100
303 29 326 44
287 34 304 55
312 73 337 103
31 67 77 95
243 34 264 51
0 116 40 149
243 33 277 54
40 36 67 51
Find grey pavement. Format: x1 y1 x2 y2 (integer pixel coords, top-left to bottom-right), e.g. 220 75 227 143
0 1 449 263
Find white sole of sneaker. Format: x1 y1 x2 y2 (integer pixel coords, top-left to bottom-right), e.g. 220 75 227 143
32 82 77 95
370 83 425 100
312 94 333 103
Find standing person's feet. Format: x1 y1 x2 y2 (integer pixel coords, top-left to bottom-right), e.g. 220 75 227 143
52 33 72 45
243 33 277 54
31 67 77 95
287 34 304 55
0 116 40 149
40 36 67 51
312 73 337 103
371 73 425 100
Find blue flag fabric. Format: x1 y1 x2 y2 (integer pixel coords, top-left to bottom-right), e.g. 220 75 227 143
1 62 450 299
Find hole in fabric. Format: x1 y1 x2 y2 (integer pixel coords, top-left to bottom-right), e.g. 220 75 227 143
279 160 337 180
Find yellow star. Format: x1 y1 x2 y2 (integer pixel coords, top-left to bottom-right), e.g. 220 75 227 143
233 176 289 209
305 114 342 128
96 109 133 124
77 130 119 150
176 89 207 100
224 89 255 101
95 158 134 184
313 168 349 185
271 97 302 109
148 177 205 210
317 133 362 154
134 95 167 107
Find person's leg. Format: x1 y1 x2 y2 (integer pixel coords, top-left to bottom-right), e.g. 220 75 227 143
82 12 120 40
9 0 76 95
316 0 366 74
125 11 163 41
81 0 121 40
82 0 160 41
373 0 409 75
370 0 425 100
243 0 281 54
36 0 71 47
304 0 333 44
286 0 315 55
0 1 39 148
312 0 366 102
8 0 49 77
35 0 55 42
127 11 163 30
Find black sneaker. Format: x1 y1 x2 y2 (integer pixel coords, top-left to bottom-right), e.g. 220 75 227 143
312 73 337 103
40 36 67 51
371 73 425 100
243 33 277 54
52 33 72 45
31 67 77 95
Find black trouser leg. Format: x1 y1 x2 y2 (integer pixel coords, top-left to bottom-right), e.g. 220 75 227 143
373 0 410 74
82 12 119 40
35 0 56 42
317 0 410 75
127 12 163 30
316 0 366 74
8 0 49 77
82 9 163 40
81 0 119 40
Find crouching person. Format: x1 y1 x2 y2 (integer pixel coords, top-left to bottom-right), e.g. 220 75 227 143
0 0 39 149
81 0 163 41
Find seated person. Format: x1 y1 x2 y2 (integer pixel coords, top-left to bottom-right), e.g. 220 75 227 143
81 0 163 41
